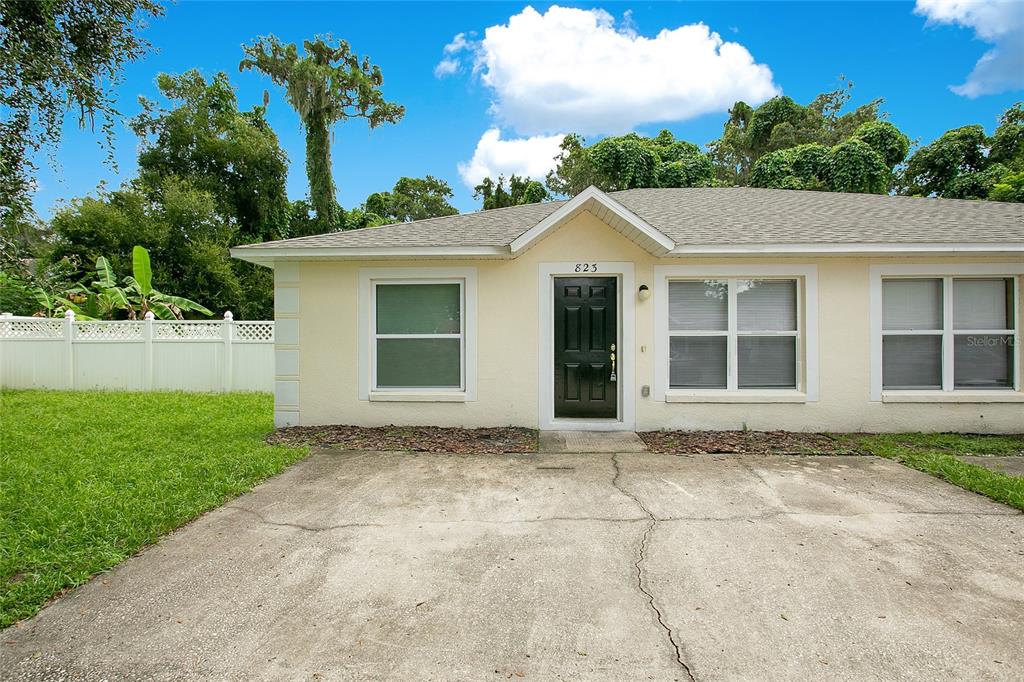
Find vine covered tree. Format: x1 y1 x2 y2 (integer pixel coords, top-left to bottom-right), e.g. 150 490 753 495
900 104 1023 202
474 175 548 209
749 120 908 194
240 35 405 230
708 79 887 185
546 130 713 196
0 0 163 225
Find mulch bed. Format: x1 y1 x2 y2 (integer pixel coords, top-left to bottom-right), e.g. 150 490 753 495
269 424 861 455
266 425 539 454
639 430 862 455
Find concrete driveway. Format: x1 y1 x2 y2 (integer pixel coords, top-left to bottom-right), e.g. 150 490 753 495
2 450 1022 681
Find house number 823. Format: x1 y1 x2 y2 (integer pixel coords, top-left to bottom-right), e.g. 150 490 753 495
575 263 598 272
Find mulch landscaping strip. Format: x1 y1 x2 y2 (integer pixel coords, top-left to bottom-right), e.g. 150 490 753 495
639 430 862 455
268 425 863 456
267 425 539 454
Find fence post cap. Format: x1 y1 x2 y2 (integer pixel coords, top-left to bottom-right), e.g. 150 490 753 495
223 311 234 321
143 311 155 321
64 309 75 320
1 312 12 317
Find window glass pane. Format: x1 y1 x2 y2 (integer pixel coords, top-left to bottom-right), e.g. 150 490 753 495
669 280 727 331
882 335 942 389
883 279 942 330
737 280 797 331
954 334 1013 389
376 283 460 334
669 336 727 389
954 279 1012 330
738 336 796 388
376 338 461 388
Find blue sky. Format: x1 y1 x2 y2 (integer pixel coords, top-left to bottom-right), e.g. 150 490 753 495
33 1 1024 216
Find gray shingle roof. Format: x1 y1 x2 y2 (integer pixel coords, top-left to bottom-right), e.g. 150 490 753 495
235 187 1024 252
621 188 1023 244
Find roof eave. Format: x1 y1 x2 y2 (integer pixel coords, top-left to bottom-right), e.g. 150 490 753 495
669 243 1024 256
230 245 511 266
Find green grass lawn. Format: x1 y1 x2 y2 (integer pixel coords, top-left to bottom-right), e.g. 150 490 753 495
853 433 1024 511
0 390 307 628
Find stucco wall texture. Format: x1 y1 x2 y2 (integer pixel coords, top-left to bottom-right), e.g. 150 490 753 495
285 211 1024 433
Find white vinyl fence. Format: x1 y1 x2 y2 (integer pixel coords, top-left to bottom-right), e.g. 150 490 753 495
0 311 274 392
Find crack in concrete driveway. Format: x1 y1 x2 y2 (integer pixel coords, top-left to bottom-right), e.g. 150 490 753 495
611 453 698 682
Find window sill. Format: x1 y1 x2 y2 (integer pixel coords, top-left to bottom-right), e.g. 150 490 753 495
368 391 468 403
665 390 807 404
881 390 1024 404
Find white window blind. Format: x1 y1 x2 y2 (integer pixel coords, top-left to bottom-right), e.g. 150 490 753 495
738 336 797 389
882 335 942 389
953 278 1014 389
882 277 1017 391
881 278 943 390
953 279 1011 330
737 280 797 331
669 336 728 389
883 279 942 330
669 280 727 331
668 278 800 391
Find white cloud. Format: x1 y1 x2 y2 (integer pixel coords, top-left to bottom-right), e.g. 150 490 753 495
434 32 472 77
438 5 779 136
433 58 460 77
444 32 471 54
457 128 565 188
914 0 1024 97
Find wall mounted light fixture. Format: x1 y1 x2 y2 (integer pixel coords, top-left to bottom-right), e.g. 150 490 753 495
638 284 651 301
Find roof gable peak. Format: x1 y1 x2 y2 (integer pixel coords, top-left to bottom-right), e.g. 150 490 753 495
509 186 676 257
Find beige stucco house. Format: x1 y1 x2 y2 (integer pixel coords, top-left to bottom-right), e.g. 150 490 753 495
232 186 1024 433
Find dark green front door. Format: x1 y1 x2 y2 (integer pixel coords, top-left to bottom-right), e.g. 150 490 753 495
553 277 618 419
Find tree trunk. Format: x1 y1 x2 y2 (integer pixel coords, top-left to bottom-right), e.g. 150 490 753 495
305 113 338 230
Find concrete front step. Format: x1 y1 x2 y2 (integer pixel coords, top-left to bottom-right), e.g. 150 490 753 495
539 430 648 453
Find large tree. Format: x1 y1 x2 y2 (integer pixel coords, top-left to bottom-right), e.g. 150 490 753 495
900 103 1023 202
44 71 294 318
364 175 458 223
474 175 548 210
130 71 290 242
749 121 909 194
286 176 460 238
546 130 714 197
708 79 885 185
240 35 405 230
0 0 163 224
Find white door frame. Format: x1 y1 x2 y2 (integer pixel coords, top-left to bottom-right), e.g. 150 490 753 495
538 262 636 431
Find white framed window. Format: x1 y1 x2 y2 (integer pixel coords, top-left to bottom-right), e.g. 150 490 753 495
372 280 464 391
880 276 1018 392
654 265 819 402
358 267 477 401
870 264 1023 401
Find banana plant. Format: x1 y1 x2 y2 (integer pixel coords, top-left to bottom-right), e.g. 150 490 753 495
120 246 213 320
31 287 58 317
49 247 212 320
53 256 125 320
